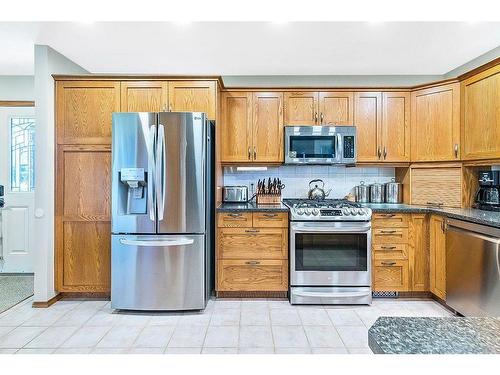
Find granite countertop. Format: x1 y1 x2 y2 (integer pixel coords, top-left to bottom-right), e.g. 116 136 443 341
217 201 500 228
368 316 500 354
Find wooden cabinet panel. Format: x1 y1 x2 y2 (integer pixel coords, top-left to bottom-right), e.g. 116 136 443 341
430 215 446 300
284 92 318 125
120 81 168 112
252 212 288 228
461 65 500 160
373 228 408 244
220 91 253 163
410 167 462 208
319 91 353 125
373 260 409 292
409 214 429 292
56 81 120 145
411 83 460 161
217 212 252 227
60 222 111 292
372 213 409 228
382 92 410 162
168 81 216 120
62 151 111 221
373 244 408 260
217 260 288 291
252 92 284 163
354 92 382 162
218 228 287 259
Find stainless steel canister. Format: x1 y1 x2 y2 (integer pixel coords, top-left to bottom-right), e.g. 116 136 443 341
385 178 403 203
354 181 370 203
369 183 385 203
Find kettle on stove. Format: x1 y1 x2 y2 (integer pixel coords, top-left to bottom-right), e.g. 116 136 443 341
308 179 331 200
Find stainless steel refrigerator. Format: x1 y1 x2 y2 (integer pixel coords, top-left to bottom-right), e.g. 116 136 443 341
111 112 214 311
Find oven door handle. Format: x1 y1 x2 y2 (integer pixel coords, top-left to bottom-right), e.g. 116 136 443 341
293 290 372 298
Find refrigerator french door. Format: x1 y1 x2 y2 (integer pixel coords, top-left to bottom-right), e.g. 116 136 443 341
111 112 214 311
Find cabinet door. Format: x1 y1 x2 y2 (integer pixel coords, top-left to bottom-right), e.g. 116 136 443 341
252 92 284 163
318 91 354 125
408 214 429 292
284 91 318 125
410 167 462 208
220 92 253 163
461 65 500 160
373 260 409 292
382 92 410 162
354 92 382 162
56 81 120 145
217 260 288 292
411 83 460 161
430 215 446 300
168 80 216 120
120 81 168 112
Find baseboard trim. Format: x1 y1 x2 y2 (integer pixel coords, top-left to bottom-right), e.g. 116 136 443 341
217 291 288 298
59 292 110 300
398 291 432 299
32 294 62 308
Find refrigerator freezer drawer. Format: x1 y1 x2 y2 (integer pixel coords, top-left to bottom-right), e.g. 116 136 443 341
111 234 206 311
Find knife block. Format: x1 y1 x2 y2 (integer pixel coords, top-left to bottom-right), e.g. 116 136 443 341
256 194 282 205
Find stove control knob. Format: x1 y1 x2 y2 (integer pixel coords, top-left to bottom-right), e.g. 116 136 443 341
304 208 311 216
296 208 304 215
358 208 365 216
350 208 358 215
342 207 350 216
312 208 319 216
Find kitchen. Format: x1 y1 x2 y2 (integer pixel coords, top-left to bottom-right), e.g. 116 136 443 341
0 17 499 365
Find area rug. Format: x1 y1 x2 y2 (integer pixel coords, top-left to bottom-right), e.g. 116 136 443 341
0 275 34 314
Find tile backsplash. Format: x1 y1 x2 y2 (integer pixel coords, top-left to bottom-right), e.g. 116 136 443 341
223 165 396 199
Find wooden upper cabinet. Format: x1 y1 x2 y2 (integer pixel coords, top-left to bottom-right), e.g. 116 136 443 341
461 65 500 160
354 92 382 162
284 92 318 125
252 92 284 163
120 81 168 112
319 91 354 125
411 83 460 162
220 92 252 163
56 81 120 145
382 92 410 162
168 80 216 120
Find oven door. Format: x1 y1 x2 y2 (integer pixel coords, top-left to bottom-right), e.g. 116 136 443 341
290 221 371 286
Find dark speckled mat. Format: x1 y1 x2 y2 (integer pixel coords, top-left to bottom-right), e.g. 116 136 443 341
0 275 34 314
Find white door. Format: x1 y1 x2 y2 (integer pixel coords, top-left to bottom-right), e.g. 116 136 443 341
0 107 35 273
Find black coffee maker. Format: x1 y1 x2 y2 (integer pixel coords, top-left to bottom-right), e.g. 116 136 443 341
475 170 500 211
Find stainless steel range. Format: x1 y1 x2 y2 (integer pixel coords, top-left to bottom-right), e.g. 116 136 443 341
283 199 372 305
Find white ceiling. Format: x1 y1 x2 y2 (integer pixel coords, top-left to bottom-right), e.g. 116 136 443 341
1 22 500 76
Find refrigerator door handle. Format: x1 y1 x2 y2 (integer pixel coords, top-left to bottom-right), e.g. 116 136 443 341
156 124 166 220
148 125 157 221
119 238 194 247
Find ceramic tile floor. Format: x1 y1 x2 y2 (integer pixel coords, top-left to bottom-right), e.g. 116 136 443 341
0 297 452 354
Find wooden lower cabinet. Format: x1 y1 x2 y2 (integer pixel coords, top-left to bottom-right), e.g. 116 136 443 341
373 260 409 292
216 211 288 294
430 215 446 300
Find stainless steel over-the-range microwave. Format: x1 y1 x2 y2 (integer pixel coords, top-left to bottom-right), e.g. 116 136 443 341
284 126 356 165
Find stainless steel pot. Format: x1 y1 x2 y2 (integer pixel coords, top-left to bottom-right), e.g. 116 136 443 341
385 178 403 204
369 183 385 203
354 181 370 203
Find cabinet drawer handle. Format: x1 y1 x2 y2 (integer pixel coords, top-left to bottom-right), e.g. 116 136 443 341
454 143 459 158
314 112 318 123
320 112 324 124
426 201 444 207
253 146 257 160
380 214 396 218
245 229 260 233
227 213 242 218
381 246 397 250
245 261 260 265
381 261 396 266
380 230 397 234
263 213 278 218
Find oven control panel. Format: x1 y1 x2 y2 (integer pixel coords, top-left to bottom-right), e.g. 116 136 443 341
289 205 372 221
320 209 342 216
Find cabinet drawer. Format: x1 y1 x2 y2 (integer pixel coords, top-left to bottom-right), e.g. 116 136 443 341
217 259 288 291
373 244 408 260
373 228 409 244
373 259 409 292
217 228 288 259
217 212 252 227
252 212 288 228
372 213 408 228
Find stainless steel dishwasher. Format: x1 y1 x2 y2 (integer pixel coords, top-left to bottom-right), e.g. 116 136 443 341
446 218 500 317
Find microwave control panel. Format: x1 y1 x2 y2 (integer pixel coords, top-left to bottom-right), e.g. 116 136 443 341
343 136 355 159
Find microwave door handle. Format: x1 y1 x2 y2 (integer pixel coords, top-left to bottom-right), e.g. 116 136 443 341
336 134 342 162
147 125 156 221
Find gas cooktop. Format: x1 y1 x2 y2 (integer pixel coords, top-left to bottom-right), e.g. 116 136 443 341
283 199 372 221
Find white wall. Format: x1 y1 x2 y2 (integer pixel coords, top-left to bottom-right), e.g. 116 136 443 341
0 76 34 100
223 165 395 199
33 45 88 303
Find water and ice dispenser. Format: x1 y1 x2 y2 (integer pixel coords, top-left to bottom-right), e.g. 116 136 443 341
119 168 147 215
